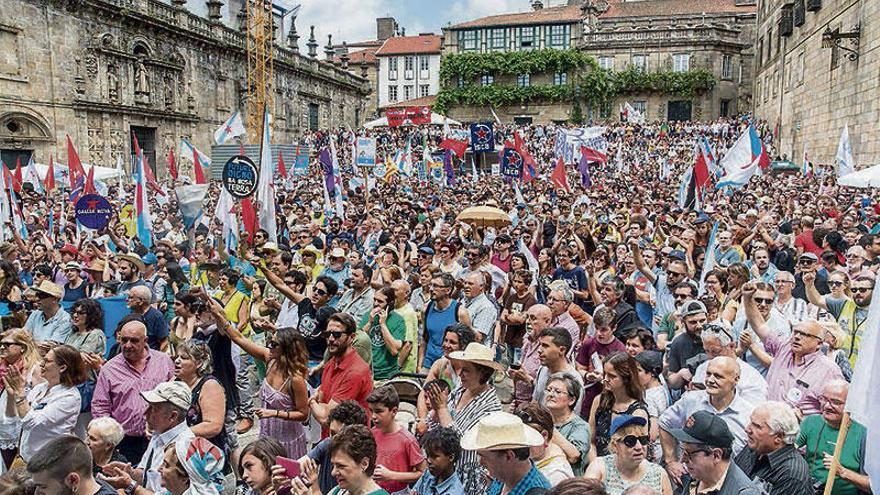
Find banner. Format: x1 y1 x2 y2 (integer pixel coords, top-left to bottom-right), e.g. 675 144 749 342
293 148 309 176
356 137 376 167
555 127 607 164
386 106 432 127
470 123 495 153
501 148 523 179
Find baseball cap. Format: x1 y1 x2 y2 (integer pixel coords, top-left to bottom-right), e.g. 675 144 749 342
495 234 512 244
670 410 734 449
610 414 648 436
693 213 711 225
667 250 687 261
799 252 818 261
681 300 707 317
634 350 664 377
141 381 193 410
142 253 158 266
418 246 435 256
329 247 346 258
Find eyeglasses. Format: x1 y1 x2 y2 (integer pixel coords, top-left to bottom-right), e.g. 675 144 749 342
754 297 774 305
821 396 846 408
681 447 712 461
798 259 815 265
852 287 872 294
621 435 650 448
544 387 570 397
668 271 686 277
323 331 347 340
792 329 822 340
314 288 328 296
775 279 794 285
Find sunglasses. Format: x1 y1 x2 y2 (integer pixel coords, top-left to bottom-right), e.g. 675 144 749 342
798 259 815 265
314 288 328 296
828 280 845 286
323 331 347 340
792 329 822 340
852 287 872 294
668 271 686 277
0 342 21 349
754 297 774 305
622 435 650 448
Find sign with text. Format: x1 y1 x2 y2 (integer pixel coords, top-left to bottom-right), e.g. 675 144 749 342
222 155 259 199
386 106 432 127
555 127 608 164
470 123 495 153
74 194 113 230
356 137 376 167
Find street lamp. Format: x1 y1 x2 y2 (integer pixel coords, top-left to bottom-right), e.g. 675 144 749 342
821 24 861 61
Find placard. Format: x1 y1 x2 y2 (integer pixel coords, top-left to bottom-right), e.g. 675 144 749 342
222 155 259 199
470 123 495 153
356 137 376 167
74 194 113 230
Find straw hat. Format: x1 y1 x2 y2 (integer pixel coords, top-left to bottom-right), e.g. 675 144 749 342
117 253 146 272
460 411 544 451
84 259 107 273
448 342 504 372
32 280 63 299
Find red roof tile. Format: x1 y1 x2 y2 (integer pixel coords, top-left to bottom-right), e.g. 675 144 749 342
334 47 378 64
601 0 755 18
375 35 443 56
448 4 581 29
380 95 437 110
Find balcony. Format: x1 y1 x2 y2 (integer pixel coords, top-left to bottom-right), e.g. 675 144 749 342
779 5 794 36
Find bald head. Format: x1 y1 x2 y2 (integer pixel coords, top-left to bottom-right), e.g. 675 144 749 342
129 285 152 303
526 304 553 334
119 320 148 362
390 279 411 307
704 356 740 400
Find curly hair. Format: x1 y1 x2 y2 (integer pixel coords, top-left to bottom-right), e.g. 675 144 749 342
272 327 308 379
71 299 104 332
330 425 378 476
176 340 213 377
420 427 461 463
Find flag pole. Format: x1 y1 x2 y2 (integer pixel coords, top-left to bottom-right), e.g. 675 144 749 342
822 411 852 495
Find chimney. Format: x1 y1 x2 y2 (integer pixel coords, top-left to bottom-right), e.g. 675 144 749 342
532 0 544 10
377 17 397 41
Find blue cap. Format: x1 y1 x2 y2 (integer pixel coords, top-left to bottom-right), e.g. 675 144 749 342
667 250 686 261
610 414 648 436
142 253 158 265
418 246 435 255
694 213 711 224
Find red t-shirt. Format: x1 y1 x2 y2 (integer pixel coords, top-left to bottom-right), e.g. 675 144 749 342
795 229 823 256
320 349 373 415
372 427 425 493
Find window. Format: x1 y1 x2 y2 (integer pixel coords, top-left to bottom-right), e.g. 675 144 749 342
722 54 732 79
480 74 494 86
672 53 690 72
767 28 773 59
720 99 730 117
388 85 398 102
419 56 429 72
632 54 647 72
457 76 465 88
517 74 530 87
388 57 398 80
598 56 614 70
553 72 567 85
519 27 534 50
404 56 414 72
460 30 478 51
308 103 319 131
404 85 414 101
490 28 506 50
419 84 430 97
547 25 568 48
599 101 612 120
757 37 764 67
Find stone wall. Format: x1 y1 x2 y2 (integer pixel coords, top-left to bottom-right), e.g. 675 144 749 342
0 0 370 176
753 0 878 167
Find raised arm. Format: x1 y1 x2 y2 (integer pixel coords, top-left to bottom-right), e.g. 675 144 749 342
803 270 828 311
741 282 771 342
630 239 657 284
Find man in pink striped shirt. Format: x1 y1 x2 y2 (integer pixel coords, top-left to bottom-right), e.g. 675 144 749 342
91 315 174 464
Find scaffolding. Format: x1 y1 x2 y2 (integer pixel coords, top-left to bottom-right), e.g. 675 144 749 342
246 0 273 142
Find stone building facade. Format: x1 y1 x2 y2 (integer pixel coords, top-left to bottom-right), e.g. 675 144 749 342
441 0 757 125
0 0 369 175
752 0 878 167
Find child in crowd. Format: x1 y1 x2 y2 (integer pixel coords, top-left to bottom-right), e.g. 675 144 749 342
411 427 463 495
367 386 426 494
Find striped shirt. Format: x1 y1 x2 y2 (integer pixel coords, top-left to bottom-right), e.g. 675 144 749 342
734 444 813 495
445 386 502 495
91 350 175 437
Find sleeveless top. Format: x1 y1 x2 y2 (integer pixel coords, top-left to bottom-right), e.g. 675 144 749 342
186 376 229 456
423 300 459 368
594 400 649 456
602 454 664 495
63 281 89 302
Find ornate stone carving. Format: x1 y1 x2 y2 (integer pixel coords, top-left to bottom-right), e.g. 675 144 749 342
109 129 124 154
74 57 86 95
134 58 150 104
107 64 119 103
164 75 175 110
84 55 98 78
88 127 104 155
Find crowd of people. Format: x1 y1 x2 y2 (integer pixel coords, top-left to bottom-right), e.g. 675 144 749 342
0 114 875 495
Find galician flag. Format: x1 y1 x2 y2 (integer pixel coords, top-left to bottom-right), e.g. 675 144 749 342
179 139 210 184
698 222 719 296
24 156 44 195
132 132 153 248
256 107 277 242
836 124 855 178
214 110 246 145
715 125 769 189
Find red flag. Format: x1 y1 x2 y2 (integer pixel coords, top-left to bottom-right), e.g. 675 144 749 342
277 152 287 178
83 165 96 195
66 135 85 188
12 159 22 193
694 146 711 200
167 149 178 180
192 148 206 185
551 157 571 193
513 132 537 183
44 156 55 193
581 147 608 164
439 138 468 159
240 197 257 240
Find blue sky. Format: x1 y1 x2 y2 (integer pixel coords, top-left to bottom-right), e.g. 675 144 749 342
292 0 571 55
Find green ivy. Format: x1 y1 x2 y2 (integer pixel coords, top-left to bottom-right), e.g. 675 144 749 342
434 50 717 114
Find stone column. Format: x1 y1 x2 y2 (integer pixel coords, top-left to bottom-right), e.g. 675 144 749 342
287 15 300 52
324 34 334 61
206 0 223 21
307 26 318 58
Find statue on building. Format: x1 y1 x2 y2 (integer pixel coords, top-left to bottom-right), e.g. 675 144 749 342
135 58 150 103
581 0 609 34
107 64 119 103
164 76 175 110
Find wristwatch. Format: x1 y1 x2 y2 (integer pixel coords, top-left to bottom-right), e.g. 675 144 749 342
124 479 138 494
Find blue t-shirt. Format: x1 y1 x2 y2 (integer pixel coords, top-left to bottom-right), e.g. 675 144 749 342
143 307 169 350
552 265 588 309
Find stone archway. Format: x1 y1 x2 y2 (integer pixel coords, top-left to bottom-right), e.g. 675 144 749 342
0 110 52 168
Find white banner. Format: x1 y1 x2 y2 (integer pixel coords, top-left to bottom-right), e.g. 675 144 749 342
355 137 376 167
555 127 607 164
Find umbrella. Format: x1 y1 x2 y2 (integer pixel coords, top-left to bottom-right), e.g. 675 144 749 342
456 205 511 228
838 164 880 188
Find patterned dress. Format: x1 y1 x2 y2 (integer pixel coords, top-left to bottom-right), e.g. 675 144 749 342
258 377 306 458
446 385 502 495
601 455 664 495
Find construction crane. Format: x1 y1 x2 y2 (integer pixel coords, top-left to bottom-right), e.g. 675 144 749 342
245 0 274 142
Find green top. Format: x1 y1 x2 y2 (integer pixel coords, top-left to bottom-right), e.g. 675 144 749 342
328 487 388 495
797 414 866 495
396 304 420 373
360 311 406 381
